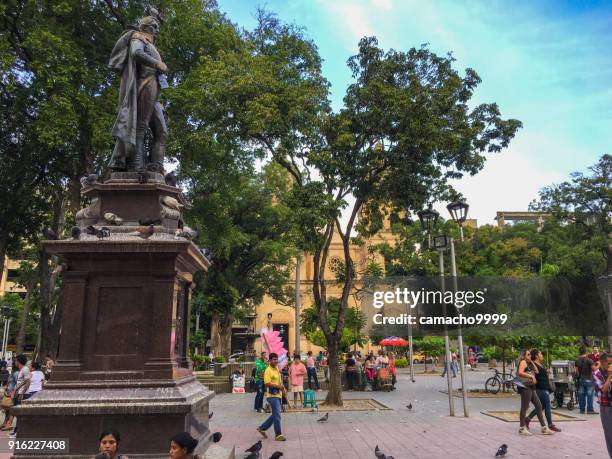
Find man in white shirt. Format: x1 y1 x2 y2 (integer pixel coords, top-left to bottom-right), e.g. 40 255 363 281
9 354 31 438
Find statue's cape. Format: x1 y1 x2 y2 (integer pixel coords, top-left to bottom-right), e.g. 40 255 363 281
109 30 138 151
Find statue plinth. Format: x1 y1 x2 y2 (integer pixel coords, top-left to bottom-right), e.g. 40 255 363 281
12 177 231 458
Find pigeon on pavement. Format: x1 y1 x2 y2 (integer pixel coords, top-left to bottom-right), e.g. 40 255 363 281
317 412 329 422
495 444 508 457
245 440 262 453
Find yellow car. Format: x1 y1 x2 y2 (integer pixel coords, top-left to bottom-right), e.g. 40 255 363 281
411 352 434 364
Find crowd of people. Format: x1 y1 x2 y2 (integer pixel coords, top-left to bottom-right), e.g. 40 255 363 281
0 354 47 438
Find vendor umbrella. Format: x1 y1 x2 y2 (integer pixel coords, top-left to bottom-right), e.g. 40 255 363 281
379 337 409 347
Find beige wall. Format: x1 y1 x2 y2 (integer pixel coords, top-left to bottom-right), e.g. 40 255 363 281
0 257 25 297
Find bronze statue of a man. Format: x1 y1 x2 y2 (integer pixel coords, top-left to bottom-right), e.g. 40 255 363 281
108 14 168 173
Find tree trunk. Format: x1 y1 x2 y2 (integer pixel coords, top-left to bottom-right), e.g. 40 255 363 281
502 347 507 392
325 338 343 406
16 277 37 353
211 313 233 359
37 195 64 359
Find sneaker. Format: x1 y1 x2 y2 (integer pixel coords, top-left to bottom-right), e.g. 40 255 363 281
518 427 532 436
257 409 263 413
524 417 530 429
549 425 562 432
275 435 286 441
8 433 16 439
586 411 599 415
541 426 554 435
256 427 268 439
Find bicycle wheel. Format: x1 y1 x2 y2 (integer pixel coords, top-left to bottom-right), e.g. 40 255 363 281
485 377 501 394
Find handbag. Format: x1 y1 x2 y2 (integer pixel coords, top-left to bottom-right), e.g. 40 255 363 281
1 390 13 409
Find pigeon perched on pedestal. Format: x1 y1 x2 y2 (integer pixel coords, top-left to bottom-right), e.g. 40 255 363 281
129 224 155 239
80 173 98 188
165 171 178 187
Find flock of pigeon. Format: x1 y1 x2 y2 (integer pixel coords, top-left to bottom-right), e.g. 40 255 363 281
48 173 202 246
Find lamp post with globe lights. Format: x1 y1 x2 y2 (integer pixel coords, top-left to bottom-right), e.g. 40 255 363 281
446 197 470 417
418 206 455 417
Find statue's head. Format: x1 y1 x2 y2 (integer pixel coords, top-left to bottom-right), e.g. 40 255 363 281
138 16 160 37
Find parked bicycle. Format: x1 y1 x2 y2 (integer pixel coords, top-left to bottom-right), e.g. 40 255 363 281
484 368 517 394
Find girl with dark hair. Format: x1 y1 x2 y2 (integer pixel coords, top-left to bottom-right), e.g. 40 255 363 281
93 429 128 459
169 432 201 459
517 349 553 436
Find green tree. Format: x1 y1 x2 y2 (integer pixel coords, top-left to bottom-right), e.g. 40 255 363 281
187 165 296 358
1 0 240 357
181 11 521 403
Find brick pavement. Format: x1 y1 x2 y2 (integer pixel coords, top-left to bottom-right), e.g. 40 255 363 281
209 370 610 459
0 369 608 458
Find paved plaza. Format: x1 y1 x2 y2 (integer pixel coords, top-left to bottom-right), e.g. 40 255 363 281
0 367 608 458
208 368 608 459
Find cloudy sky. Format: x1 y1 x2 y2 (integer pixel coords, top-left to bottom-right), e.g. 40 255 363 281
217 0 611 224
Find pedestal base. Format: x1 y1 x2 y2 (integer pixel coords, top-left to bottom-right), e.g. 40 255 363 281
12 377 218 458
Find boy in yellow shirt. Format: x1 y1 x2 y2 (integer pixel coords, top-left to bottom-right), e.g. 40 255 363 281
257 353 286 441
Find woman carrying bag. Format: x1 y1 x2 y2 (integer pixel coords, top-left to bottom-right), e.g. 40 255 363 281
517 349 554 436
525 349 561 432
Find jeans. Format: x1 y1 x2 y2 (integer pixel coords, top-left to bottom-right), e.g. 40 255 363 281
528 389 553 426
254 380 264 411
441 362 456 377
307 367 319 390
519 386 545 427
578 379 595 413
323 367 329 381
259 397 282 436
345 371 357 390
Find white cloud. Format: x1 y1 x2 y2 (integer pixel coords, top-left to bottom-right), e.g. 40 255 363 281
444 145 565 226
317 0 374 48
371 0 393 11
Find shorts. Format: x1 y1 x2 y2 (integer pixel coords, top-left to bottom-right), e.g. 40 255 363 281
292 385 304 393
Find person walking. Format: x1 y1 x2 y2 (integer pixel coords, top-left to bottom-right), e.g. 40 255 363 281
257 352 286 441
0 364 18 431
592 352 612 456
306 351 320 391
517 349 553 436
253 352 267 413
525 349 561 432
8 354 31 438
289 354 307 408
575 345 597 414
441 351 457 378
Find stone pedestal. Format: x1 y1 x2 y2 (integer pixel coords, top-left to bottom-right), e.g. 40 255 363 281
12 174 230 458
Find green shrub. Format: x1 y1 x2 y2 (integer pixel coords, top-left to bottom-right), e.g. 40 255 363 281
394 358 408 368
214 356 226 363
192 354 205 363
203 356 211 363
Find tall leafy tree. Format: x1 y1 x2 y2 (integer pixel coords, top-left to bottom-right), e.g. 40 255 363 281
179 7 521 403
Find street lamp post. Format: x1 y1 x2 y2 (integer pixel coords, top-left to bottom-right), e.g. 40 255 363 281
446 198 470 417
418 206 455 416
433 235 455 417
